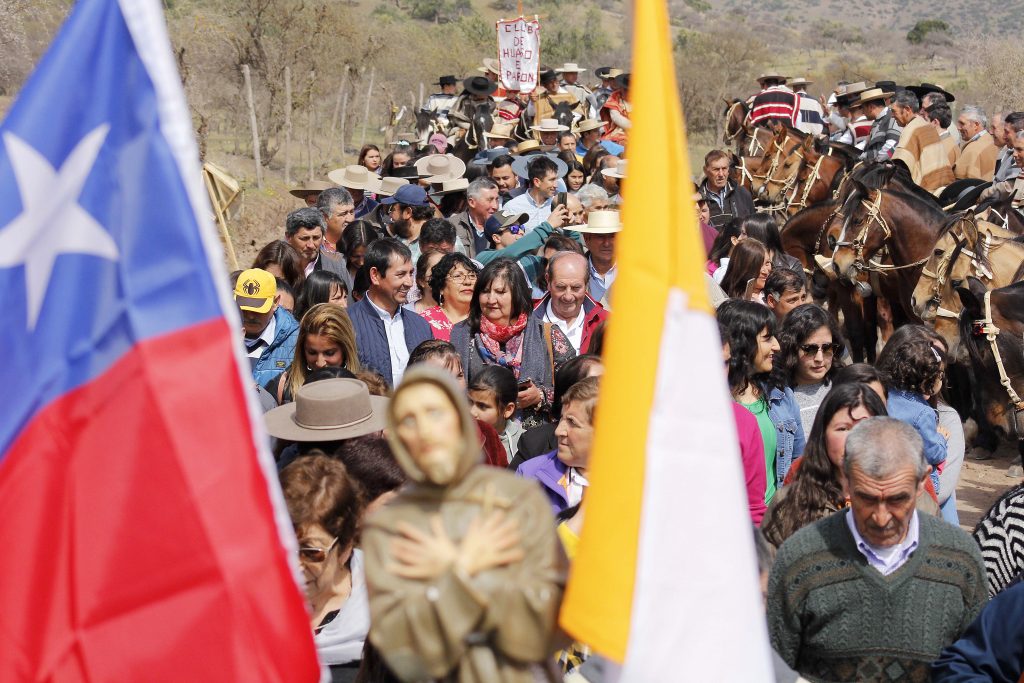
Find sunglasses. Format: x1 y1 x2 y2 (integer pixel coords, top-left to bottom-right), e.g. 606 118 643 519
500 224 525 235
799 342 842 356
298 537 338 564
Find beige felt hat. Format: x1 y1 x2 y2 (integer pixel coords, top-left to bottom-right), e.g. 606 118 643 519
429 177 470 198
375 177 410 197
556 63 587 73
264 379 389 442
789 76 813 87
601 159 627 180
574 119 605 134
483 121 515 140
576 210 623 234
756 71 788 83
327 164 383 192
531 118 570 133
855 87 894 106
288 179 333 199
414 154 467 183
477 58 501 76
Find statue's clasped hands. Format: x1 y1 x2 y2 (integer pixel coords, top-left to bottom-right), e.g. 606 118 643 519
389 512 525 580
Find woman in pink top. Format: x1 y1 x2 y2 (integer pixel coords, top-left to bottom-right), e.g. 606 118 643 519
419 253 479 342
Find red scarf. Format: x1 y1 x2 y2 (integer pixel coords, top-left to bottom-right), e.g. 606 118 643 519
476 313 529 376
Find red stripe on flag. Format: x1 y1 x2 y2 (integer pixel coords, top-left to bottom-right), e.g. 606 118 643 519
0 319 319 681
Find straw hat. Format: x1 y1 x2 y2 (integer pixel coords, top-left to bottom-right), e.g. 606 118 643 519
375 177 410 197
327 164 383 191
556 63 587 73
288 179 333 199
756 71 788 84
414 154 467 183
264 379 389 442
575 210 623 234
531 118 570 133
477 58 500 76
574 119 604 134
789 77 813 88
601 159 627 180
855 87 894 106
483 121 515 140
429 178 470 198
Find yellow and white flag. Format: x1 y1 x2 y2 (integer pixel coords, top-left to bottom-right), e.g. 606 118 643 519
558 0 774 679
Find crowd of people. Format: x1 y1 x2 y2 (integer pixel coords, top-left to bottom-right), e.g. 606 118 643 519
229 62 1024 682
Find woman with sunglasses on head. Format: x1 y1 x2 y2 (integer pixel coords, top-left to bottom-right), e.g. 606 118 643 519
280 455 367 682
717 299 805 505
772 304 847 435
420 253 480 341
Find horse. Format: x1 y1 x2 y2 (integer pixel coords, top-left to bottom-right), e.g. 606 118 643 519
415 108 445 150
957 278 1024 440
978 193 1024 235
765 137 853 216
722 98 749 155
780 200 879 362
747 125 808 206
549 100 576 133
450 101 494 162
913 215 1024 351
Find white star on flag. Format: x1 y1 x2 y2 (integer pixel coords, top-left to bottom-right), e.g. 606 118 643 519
0 125 119 330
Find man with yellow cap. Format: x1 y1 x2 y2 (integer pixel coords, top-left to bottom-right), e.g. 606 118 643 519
233 268 299 386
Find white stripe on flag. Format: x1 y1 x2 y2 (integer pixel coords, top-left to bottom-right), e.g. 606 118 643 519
622 289 774 681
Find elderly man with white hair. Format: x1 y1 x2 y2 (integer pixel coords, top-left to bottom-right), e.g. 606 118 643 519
954 105 999 180
768 417 988 683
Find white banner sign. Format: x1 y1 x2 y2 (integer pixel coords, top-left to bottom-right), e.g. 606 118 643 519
496 17 541 94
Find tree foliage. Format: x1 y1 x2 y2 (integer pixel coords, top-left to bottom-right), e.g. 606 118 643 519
906 19 949 44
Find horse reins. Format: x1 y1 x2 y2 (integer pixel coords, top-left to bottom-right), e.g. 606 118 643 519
836 192 929 273
920 216 992 319
972 290 1024 425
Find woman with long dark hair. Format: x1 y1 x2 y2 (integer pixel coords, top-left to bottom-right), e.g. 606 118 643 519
450 259 576 429
771 303 847 434
717 299 805 504
357 144 381 175
719 238 772 302
253 239 306 293
340 221 380 284
760 383 886 547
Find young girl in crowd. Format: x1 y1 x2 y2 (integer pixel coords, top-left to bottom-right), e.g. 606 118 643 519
717 300 805 504
761 383 887 548
876 327 948 496
773 304 847 434
719 238 773 302
467 365 524 464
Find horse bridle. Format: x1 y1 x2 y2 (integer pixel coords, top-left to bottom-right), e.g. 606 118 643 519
723 100 746 144
919 216 991 319
835 192 929 273
972 289 1024 435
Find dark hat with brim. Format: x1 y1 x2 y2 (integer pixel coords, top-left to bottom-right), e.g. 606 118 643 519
873 80 902 93
463 76 498 96
906 82 955 104
594 66 616 79
937 178 985 207
614 73 630 89
946 180 992 213
470 147 511 166
389 165 429 180
438 75 457 87
539 68 558 84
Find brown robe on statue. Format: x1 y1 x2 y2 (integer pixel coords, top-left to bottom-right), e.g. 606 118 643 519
363 370 566 683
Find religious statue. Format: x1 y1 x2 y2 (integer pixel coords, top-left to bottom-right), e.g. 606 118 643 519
363 366 565 682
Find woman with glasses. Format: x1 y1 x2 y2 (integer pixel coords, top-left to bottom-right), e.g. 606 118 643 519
771 304 847 435
451 259 576 429
420 253 479 341
280 455 367 682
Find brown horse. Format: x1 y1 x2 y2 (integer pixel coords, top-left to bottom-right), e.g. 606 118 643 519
958 278 1024 439
832 184 951 326
785 143 852 215
914 216 1024 350
748 125 807 204
722 98 749 155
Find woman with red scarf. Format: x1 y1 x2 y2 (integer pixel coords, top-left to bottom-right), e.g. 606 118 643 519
600 73 631 145
450 259 576 429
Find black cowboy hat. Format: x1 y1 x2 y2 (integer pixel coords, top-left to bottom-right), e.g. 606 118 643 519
947 181 992 213
389 165 429 180
905 82 955 104
614 73 630 90
937 178 985 207
463 76 497 96
438 75 457 87
594 66 615 79
873 80 902 93
539 68 558 84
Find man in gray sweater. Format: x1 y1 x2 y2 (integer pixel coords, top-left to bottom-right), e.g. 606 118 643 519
768 417 987 682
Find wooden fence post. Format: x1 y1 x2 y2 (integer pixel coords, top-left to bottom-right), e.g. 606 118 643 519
284 65 292 186
329 65 350 155
307 69 315 181
360 66 375 149
339 91 349 164
241 64 263 189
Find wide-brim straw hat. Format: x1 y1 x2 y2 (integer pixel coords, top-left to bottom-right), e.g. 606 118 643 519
575 210 623 234
511 152 568 179
556 63 587 73
288 179 333 199
264 378 389 442
414 153 467 183
789 77 813 87
477 58 501 76
756 71 788 83
376 177 410 197
601 159 627 179
429 177 469 199
483 121 515 139
855 87 894 106
531 118 570 133
327 164 382 191
573 119 604 134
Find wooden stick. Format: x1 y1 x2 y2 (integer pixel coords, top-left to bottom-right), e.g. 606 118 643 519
307 69 315 182
340 91 349 165
329 65 349 150
284 66 292 186
204 168 239 271
419 82 424 109
360 66 375 149
241 64 263 189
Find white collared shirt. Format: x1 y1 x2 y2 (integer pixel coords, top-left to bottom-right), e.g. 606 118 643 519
845 509 920 576
502 190 552 231
366 294 409 386
588 257 617 305
566 467 589 507
542 299 586 352
246 313 277 359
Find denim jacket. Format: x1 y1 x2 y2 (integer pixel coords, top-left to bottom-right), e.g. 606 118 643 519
766 385 806 486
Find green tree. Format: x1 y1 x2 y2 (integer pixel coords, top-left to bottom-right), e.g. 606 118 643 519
906 19 949 44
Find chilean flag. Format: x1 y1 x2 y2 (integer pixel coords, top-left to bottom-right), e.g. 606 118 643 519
0 1 320 680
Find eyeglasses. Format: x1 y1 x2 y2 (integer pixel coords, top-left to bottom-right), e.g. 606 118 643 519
298 537 338 564
799 342 842 357
447 271 478 284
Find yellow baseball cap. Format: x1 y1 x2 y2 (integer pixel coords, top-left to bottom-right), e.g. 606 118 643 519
234 268 277 313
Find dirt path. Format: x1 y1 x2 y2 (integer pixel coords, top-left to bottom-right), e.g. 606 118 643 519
956 439 1023 530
